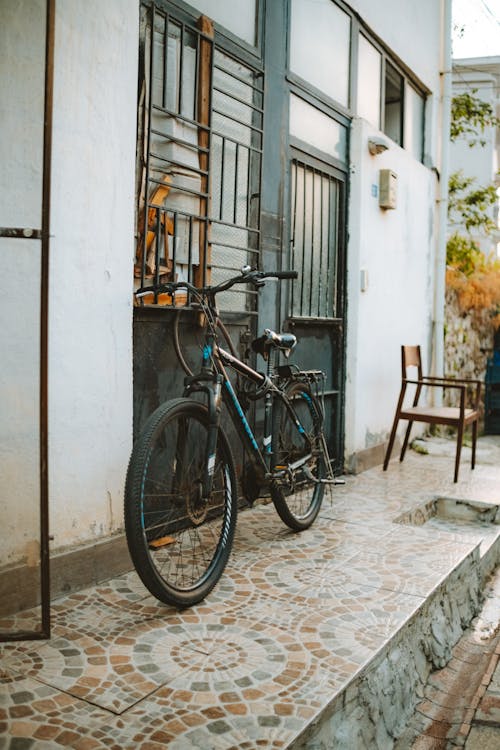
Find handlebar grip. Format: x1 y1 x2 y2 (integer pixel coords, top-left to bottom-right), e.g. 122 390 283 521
262 270 298 280
136 283 174 297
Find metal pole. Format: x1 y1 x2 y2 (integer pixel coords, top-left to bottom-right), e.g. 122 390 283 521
433 0 452 398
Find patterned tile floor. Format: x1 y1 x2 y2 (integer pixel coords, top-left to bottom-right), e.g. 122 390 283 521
1 440 500 749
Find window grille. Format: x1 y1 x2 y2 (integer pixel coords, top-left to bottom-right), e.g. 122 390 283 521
136 3 263 312
290 159 342 319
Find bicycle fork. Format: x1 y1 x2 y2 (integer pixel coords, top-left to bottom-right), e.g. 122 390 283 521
202 376 224 497
183 371 224 499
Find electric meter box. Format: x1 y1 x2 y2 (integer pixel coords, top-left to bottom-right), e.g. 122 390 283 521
379 169 397 209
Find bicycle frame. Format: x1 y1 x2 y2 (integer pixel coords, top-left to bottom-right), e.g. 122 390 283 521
182 326 315 497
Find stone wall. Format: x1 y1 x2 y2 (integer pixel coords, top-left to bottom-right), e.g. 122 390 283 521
293 552 483 750
444 287 496 424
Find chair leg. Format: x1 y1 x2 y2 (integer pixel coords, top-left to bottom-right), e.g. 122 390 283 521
400 421 413 462
383 416 400 471
454 420 465 483
471 420 478 470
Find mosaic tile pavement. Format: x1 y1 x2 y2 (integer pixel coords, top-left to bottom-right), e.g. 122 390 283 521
1 440 500 749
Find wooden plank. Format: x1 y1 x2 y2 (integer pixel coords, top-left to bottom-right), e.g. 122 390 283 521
194 15 214 289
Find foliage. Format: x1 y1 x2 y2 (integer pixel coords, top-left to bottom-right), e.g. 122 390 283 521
448 171 498 234
446 232 485 276
446 264 500 329
446 90 500 331
450 91 500 146
446 233 500 328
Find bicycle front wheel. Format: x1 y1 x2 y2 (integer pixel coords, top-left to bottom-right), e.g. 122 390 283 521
125 398 237 608
270 382 326 531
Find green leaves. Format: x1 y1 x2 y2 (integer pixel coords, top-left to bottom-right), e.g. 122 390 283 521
448 170 498 233
450 91 500 146
446 233 484 276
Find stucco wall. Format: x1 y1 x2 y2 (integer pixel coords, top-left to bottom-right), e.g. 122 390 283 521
1 0 446 572
344 117 437 462
0 0 138 571
0 0 46 569
45 0 138 555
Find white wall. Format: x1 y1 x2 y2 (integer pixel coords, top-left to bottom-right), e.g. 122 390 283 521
1 1 138 569
344 118 437 460
47 1 137 555
0 0 46 569
342 0 446 462
1 0 446 570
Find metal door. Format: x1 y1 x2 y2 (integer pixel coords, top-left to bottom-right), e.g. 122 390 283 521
286 155 346 472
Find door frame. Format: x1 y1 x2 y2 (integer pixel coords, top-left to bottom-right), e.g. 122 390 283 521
0 0 54 642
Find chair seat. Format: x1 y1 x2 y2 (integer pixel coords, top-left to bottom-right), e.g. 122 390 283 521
383 345 481 482
401 406 477 425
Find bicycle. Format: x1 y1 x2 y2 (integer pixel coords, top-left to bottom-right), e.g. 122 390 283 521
125 267 340 608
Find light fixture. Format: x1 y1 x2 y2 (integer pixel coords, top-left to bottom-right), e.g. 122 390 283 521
368 137 389 156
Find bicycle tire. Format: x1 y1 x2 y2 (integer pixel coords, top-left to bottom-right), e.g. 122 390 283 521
125 398 238 608
270 381 326 531
173 308 238 377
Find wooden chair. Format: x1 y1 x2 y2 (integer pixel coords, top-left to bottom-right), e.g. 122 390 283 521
383 345 481 482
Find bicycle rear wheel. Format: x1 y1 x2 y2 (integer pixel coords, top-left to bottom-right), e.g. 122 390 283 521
270 382 326 531
125 398 237 608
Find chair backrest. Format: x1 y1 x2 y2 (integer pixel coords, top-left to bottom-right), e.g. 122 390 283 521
401 345 423 380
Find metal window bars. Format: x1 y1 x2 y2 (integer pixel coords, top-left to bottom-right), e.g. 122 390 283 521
290 159 340 320
136 3 264 313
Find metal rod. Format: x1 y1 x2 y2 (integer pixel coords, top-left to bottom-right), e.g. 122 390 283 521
318 172 325 317
219 136 226 220
0 228 42 239
40 0 55 641
301 163 306 317
162 15 168 109
290 160 298 315
309 167 315 316
178 23 185 115
233 142 239 225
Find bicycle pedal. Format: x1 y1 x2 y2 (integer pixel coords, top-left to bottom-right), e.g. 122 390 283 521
149 535 175 549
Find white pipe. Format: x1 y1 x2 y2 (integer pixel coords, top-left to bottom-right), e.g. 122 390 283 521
433 0 453 391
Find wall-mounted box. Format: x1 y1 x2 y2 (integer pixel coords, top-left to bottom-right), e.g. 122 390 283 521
379 169 397 209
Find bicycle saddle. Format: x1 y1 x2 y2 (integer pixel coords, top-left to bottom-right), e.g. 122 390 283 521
251 329 297 359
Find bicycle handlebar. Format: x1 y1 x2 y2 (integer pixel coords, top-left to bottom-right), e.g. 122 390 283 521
136 267 298 300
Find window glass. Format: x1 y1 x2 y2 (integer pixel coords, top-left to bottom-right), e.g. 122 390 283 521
290 0 350 107
404 83 424 161
290 94 347 163
357 35 381 128
187 0 258 46
384 62 403 145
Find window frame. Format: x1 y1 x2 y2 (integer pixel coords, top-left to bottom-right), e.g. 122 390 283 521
352 14 428 158
287 0 428 160
135 0 265 314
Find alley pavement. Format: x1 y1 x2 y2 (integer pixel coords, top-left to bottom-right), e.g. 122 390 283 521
1 435 499 749
396 563 500 749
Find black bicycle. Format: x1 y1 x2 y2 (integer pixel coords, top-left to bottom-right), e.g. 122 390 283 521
125 267 339 608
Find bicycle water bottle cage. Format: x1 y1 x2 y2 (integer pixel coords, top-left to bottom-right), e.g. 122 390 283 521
251 329 297 360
